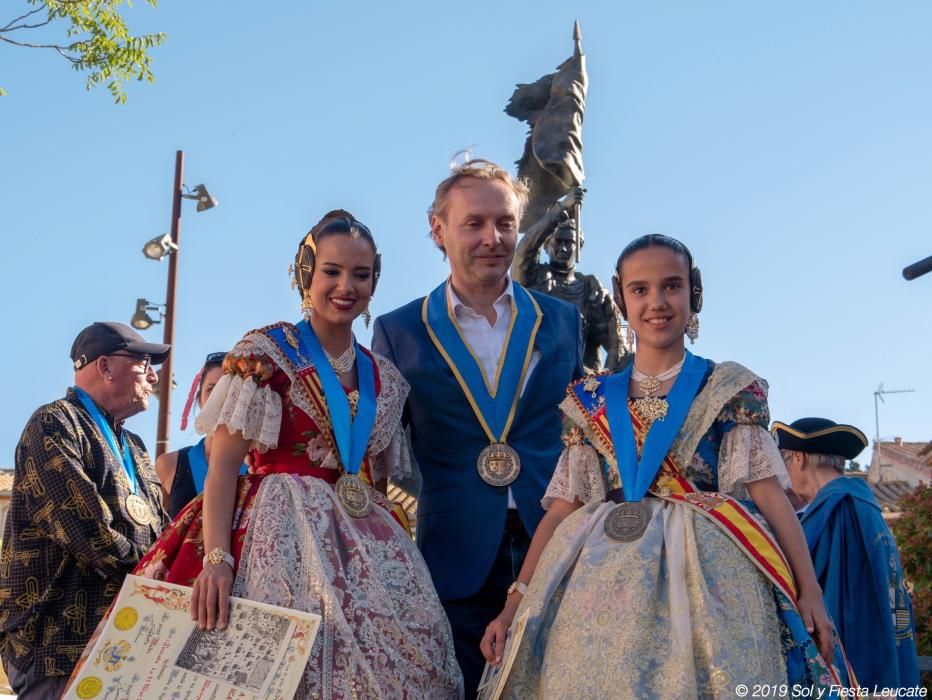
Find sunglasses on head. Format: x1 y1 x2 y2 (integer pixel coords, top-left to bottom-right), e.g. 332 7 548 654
205 352 227 366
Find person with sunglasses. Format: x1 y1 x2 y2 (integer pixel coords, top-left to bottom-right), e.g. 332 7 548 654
124 211 462 698
156 351 248 518
0 322 169 699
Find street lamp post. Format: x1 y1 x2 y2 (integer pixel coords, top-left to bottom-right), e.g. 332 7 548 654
155 150 186 460
134 151 216 458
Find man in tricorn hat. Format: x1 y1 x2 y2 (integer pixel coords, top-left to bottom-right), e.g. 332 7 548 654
773 417 919 691
0 322 169 698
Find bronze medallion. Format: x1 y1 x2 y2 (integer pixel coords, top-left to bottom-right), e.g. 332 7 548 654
603 501 650 542
335 473 372 518
477 443 521 487
124 494 152 526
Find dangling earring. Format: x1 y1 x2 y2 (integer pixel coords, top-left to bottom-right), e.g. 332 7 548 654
685 312 700 344
625 322 635 349
301 287 314 321
363 306 372 329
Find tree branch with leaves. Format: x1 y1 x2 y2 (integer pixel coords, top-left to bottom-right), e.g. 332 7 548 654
0 0 164 103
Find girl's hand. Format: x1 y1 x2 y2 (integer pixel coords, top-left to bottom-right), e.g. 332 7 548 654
798 589 834 665
480 613 514 665
190 561 234 631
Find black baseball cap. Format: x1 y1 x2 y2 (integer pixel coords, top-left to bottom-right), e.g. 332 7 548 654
71 322 171 370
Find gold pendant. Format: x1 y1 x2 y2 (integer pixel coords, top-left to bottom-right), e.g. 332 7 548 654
477 443 521 487
335 474 372 518
632 396 669 425
124 494 152 526
636 376 662 395
603 501 651 542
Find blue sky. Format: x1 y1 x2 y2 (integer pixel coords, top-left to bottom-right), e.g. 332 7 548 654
1 1 929 467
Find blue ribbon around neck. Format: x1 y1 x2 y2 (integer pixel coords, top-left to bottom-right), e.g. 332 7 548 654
423 281 539 441
186 438 247 494
296 320 376 476
603 351 706 502
72 386 140 494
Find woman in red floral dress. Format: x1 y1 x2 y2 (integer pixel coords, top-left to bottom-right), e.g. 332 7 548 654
136 211 463 699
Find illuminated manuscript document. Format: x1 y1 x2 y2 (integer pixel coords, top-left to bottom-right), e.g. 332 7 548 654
64 575 321 700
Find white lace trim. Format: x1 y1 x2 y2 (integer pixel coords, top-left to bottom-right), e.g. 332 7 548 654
542 444 607 510
371 423 414 483
242 327 409 458
195 373 282 452
717 424 791 499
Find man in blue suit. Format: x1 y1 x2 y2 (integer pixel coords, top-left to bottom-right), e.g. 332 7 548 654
373 159 583 696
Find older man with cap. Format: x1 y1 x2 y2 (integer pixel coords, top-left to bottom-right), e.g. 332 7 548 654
0 322 170 698
774 417 920 691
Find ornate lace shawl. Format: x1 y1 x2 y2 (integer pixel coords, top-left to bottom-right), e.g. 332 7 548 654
196 326 410 477
543 362 790 507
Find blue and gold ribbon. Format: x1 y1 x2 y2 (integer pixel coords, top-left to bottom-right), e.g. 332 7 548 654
421 280 541 444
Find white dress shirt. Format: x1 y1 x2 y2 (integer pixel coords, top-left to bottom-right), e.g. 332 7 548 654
448 279 541 508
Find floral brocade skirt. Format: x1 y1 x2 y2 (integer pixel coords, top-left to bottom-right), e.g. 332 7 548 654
136 473 464 699
496 498 842 700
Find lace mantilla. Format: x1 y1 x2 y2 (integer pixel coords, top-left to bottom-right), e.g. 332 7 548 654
542 444 607 510
195 373 282 452
717 424 791 499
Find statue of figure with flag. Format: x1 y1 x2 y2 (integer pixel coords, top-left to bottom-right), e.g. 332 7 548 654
509 23 628 372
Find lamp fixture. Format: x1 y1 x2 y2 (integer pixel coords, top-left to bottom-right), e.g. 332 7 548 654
182 184 218 212
130 298 165 330
142 233 178 261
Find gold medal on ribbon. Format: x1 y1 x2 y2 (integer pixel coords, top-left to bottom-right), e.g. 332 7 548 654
477 442 522 487
335 473 372 518
603 501 650 542
124 494 152 526
422 281 542 491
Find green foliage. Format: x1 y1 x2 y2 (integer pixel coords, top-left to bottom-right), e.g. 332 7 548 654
891 483 932 685
1 0 165 103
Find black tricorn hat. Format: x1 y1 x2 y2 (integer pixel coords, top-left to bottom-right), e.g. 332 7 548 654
771 417 868 460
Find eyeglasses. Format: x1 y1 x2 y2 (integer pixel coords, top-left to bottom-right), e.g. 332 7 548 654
205 352 227 365
109 352 152 374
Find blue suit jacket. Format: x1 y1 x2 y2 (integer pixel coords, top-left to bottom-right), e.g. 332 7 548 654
372 286 583 601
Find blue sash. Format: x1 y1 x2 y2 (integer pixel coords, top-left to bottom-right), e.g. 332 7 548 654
186 438 247 494
72 386 140 494
421 280 542 443
295 320 376 475
603 351 705 501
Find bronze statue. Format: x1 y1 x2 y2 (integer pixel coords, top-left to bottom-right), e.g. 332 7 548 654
507 23 628 372
513 188 626 372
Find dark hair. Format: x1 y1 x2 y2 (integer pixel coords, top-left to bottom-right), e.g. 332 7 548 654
292 209 381 296
614 234 703 314
197 352 227 399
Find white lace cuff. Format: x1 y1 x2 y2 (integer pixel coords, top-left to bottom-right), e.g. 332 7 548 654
370 423 414 483
195 373 282 453
718 424 791 499
542 444 606 510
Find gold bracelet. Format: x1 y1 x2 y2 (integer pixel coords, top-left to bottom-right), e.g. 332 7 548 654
506 581 528 597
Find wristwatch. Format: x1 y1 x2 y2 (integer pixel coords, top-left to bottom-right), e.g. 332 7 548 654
507 581 528 597
202 548 235 568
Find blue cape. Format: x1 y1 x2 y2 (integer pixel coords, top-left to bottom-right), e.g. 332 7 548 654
801 477 919 689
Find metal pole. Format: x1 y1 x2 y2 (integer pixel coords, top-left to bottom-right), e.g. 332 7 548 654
155 150 184 459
